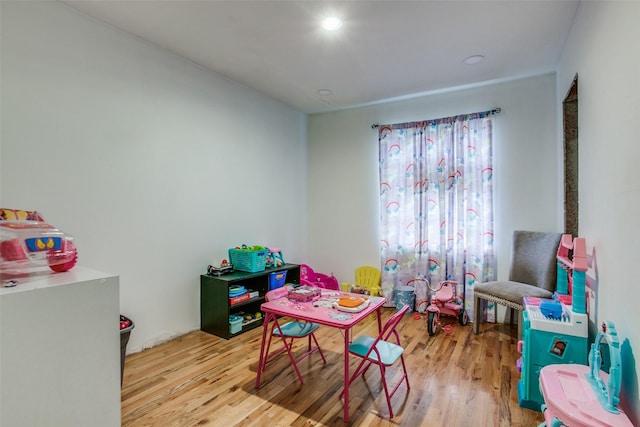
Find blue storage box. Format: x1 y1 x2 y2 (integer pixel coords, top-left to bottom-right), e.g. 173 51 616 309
269 270 287 290
229 315 243 334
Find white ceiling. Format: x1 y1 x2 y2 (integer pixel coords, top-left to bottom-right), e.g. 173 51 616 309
61 0 580 114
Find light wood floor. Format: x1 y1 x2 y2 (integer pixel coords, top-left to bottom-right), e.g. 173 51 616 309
121 308 544 426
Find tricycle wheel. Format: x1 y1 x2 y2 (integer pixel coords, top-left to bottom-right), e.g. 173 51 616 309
427 311 438 336
458 309 469 326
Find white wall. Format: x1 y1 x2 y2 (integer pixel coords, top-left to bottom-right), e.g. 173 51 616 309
307 74 560 287
0 1 308 352
557 1 640 422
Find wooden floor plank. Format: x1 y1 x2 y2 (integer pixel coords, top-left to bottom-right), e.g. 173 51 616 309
122 308 544 426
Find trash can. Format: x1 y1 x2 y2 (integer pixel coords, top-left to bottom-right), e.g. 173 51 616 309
394 286 415 314
120 315 134 386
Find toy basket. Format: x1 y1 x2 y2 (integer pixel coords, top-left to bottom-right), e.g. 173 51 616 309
269 270 287 290
228 245 267 273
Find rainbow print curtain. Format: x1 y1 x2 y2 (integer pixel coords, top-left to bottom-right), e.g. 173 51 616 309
378 112 497 320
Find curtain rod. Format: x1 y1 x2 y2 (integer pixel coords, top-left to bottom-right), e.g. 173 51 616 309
371 107 501 129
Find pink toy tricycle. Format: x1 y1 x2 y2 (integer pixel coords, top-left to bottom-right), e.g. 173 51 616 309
424 279 468 336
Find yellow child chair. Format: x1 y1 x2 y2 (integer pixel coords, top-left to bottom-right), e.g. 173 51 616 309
342 266 382 296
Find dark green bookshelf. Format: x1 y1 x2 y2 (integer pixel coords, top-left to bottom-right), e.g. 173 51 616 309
200 263 300 339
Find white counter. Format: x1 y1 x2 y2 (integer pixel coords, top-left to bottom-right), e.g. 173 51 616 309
0 266 120 427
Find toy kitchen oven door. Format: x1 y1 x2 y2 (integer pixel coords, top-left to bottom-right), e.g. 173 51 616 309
517 235 589 412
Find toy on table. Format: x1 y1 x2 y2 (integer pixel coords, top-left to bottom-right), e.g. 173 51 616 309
538 321 633 427
287 285 321 302
415 275 468 336
0 209 77 273
332 295 370 313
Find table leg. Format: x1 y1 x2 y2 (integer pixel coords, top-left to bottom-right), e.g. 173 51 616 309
255 312 274 389
343 327 350 423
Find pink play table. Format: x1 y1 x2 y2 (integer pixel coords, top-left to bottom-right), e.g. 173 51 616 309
255 291 386 423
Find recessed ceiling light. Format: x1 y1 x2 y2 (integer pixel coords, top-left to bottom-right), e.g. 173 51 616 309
463 55 485 65
317 89 333 96
321 17 342 31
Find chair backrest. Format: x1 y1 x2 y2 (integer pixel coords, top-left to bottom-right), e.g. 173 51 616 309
509 230 563 292
381 304 410 342
354 266 381 287
265 286 290 302
353 304 409 362
380 304 411 341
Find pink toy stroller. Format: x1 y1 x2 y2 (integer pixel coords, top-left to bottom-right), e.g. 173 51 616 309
299 264 339 290
423 278 468 336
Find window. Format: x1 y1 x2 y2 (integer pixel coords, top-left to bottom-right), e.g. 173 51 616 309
378 111 498 318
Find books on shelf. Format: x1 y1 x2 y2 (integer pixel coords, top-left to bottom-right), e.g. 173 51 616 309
229 289 260 305
229 293 250 305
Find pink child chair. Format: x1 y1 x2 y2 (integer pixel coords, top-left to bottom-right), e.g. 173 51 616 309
299 264 339 290
258 286 326 385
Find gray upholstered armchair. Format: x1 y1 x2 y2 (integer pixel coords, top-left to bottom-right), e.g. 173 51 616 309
473 230 563 339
